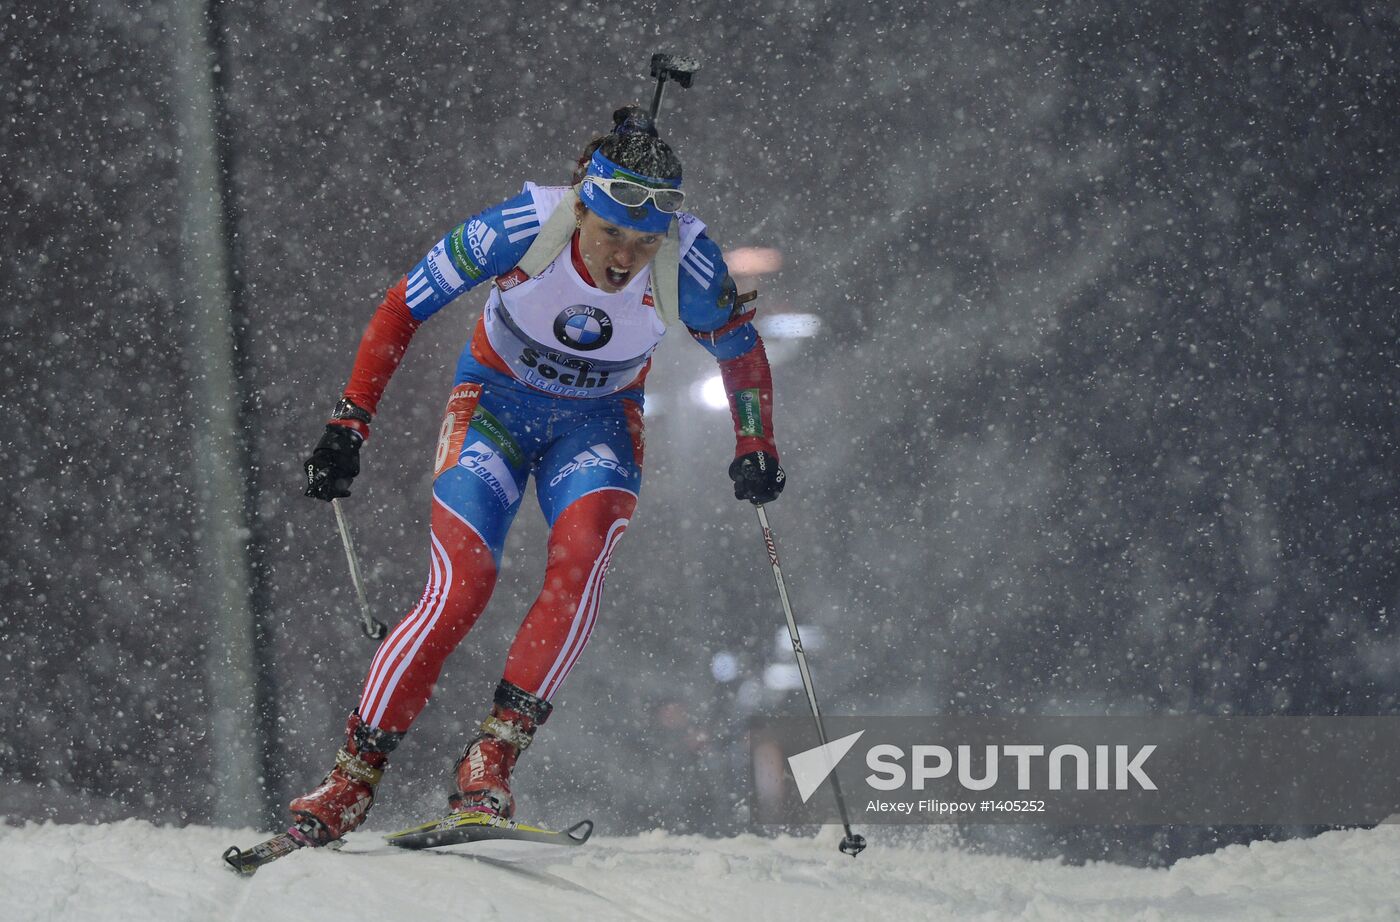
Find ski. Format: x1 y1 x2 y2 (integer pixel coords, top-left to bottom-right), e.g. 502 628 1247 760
385 810 593 850
224 813 591 874
222 821 326 876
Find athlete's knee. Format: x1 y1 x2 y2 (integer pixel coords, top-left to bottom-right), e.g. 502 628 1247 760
417 498 499 632
538 489 634 595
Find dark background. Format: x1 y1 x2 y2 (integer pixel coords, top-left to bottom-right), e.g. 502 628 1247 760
2 0 1396 866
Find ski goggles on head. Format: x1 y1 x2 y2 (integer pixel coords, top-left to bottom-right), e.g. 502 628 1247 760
579 149 683 233
583 174 686 214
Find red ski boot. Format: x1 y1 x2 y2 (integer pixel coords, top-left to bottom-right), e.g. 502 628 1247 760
289 711 402 845
448 681 553 820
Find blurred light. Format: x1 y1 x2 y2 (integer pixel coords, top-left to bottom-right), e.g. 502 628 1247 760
774 625 825 659
692 374 729 410
757 313 822 339
725 246 783 275
710 651 739 683
736 678 762 709
763 662 803 691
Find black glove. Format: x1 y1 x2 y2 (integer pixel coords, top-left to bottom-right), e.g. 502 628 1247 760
728 450 785 505
304 424 363 501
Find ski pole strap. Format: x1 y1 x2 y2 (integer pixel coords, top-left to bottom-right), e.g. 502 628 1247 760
329 397 372 428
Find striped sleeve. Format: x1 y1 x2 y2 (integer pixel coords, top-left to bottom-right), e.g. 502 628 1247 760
678 233 759 361
402 190 542 321
676 232 777 458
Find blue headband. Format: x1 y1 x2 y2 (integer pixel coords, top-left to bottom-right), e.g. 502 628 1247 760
578 149 682 234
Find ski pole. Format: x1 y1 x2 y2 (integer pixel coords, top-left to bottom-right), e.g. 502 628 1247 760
332 498 388 640
754 504 866 857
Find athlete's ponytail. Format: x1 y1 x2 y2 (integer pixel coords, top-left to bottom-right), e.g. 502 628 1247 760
571 105 683 185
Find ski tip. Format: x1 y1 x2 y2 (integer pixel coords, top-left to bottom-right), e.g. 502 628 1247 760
566 819 594 844
223 845 258 876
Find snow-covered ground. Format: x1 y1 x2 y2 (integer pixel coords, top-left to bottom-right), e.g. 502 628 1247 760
3 819 1399 921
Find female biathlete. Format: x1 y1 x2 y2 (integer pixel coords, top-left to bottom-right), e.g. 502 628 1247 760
290 106 785 845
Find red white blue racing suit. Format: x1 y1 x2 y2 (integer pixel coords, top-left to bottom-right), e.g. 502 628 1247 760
333 184 779 733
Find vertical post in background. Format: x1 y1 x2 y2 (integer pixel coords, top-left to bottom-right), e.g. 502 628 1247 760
169 0 272 827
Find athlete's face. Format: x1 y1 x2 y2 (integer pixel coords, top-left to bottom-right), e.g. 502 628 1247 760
575 206 664 293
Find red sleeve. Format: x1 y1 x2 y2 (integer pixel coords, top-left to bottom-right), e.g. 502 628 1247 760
717 335 779 460
331 276 422 438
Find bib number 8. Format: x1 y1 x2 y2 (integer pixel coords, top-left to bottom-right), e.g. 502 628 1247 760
434 383 483 478
434 412 456 474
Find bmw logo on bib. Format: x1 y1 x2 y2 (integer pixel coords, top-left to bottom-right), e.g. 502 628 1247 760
553 305 613 352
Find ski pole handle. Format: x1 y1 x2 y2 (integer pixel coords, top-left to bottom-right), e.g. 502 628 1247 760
332 498 388 640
